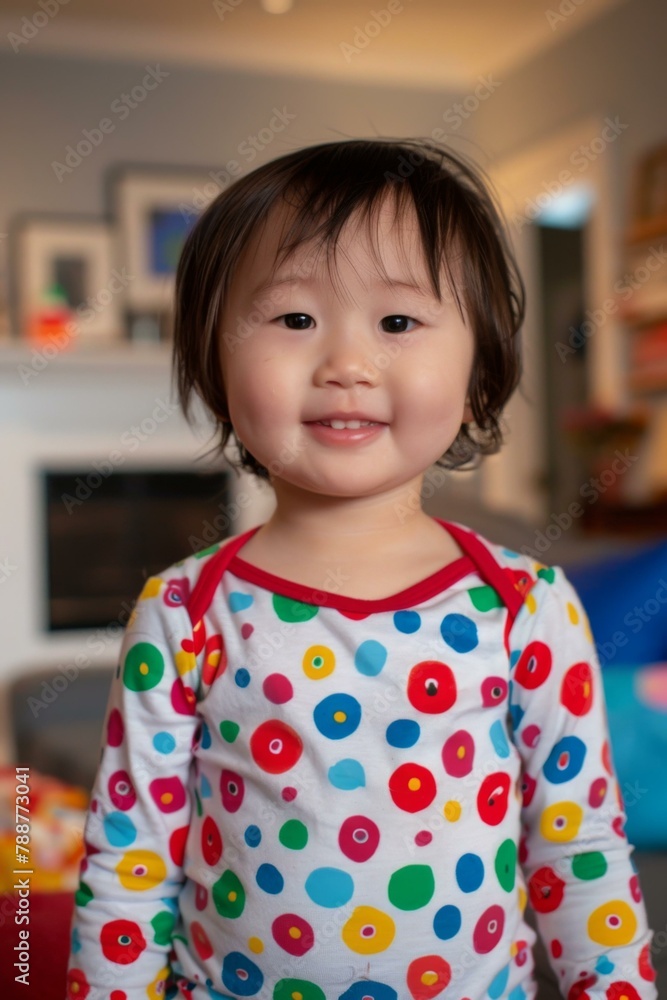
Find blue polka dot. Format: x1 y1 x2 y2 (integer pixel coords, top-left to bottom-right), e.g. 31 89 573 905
386 719 420 748
153 731 176 754
103 811 136 847
235 668 250 688
543 735 586 784
200 775 212 799
314 693 361 739
455 852 484 892
339 984 397 1000
508 986 527 1000
354 640 387 676
393 610 421 634
440 613 478 653
256 863 283 894
490 719 510 758
228 592 254 612
200 721 212 750
244 825 261 847
502 548 521 559
328 758 365 790
70 927 82 954
305 867 354 907
488 963 510 999
433 903 461 940
222 951 263 994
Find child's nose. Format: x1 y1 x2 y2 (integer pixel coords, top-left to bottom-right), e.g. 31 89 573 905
313 327 378 388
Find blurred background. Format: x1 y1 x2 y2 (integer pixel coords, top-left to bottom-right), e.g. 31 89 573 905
0 0 666 996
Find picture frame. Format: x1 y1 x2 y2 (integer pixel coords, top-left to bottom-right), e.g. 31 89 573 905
628 142 667 244
106 164 222 333
8 213 122 344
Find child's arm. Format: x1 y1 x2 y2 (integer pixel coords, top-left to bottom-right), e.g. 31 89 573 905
507 564 657 999
66 569 202 999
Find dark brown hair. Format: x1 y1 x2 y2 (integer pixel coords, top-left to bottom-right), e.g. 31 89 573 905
172 137 525 480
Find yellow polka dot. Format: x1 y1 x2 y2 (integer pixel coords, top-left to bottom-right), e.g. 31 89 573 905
139 577 161 600
175 649 196 676
588 900 637 947
540 801 583 842
456 745 466 759
228 891 237 902
208 651 221 667
139 662 149 675
525 593 537 615
333 711 347 723
567 601 579 625
160 792 173 805
292 993 304 1000
444 800 461 821
289 925 302 939
518 886 527 912
248 936 263 954
421 971 438 985
408 777 421 791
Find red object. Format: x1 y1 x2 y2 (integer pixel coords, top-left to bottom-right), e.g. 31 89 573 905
0 892 75 1000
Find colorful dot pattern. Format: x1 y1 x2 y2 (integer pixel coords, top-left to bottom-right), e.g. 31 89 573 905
67 525 656 1000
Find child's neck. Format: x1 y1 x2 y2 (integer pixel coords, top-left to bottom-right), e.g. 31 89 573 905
236 477 466 600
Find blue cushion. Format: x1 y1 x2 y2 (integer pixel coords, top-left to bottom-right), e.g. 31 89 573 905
602 664 667 848
564 540 667 667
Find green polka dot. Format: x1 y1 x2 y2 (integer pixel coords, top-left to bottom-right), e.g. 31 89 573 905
212 869 246 918
495 838 517 892
194 543 222 559
572 851 607 880
537 567 556 584
387 864 435 910
468 585 502 612
220 720 240 743
151 909 175 946
274 980 326 1000
279 818 309 850
75 881 93 906
123 641 164 691
272 593 319 623
313 656 323 668
194 787 203 818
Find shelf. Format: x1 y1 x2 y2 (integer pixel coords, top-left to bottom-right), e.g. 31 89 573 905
0 337 173 374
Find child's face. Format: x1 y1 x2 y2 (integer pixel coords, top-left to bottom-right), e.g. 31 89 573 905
218 195 475 502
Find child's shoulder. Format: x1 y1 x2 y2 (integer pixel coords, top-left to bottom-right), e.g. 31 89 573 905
151 533 243 589
449 518 551 577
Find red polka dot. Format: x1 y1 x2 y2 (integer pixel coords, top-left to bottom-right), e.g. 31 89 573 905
250 720 303 774
107 708 124 747
263 673 294 704
389 763 437 813
407 661 457 714
415 830 433 846
513 641 551 689
551 938 563 959
282 786 297 802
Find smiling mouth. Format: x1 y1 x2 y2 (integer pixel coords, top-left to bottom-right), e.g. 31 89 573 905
311 419 382 429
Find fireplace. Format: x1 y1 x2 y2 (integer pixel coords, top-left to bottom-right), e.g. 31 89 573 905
43 467 230 630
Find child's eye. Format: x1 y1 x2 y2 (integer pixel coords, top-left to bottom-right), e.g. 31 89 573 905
380 315 418 334
277 313 314 330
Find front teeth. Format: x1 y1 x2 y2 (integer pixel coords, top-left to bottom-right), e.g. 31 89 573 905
323 419 376 429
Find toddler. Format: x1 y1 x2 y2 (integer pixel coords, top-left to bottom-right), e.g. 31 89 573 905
67 138 657 1000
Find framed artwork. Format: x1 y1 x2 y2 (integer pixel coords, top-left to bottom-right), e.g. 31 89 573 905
8 214 121 344
628 143 667 244
106 164 221 334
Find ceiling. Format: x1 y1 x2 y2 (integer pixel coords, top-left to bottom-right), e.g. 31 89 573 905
0 0 627 89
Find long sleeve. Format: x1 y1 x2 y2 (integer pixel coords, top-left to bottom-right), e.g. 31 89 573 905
508 564 657 999
66 569 202 1000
